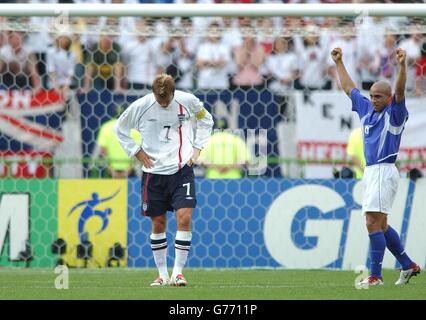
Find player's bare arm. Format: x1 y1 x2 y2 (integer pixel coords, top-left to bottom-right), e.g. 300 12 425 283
331 47 356 98
395 48 407 103
187 148 201 167
135 148 155 169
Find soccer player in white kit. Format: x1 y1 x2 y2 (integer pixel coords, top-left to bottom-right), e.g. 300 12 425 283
331 47 420 286
116 74 214 286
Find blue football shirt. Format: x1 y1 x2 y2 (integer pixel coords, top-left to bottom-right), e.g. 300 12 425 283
351 88 409 166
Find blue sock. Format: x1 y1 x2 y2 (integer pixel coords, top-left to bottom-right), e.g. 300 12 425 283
384 226 413 270
369 231 386 278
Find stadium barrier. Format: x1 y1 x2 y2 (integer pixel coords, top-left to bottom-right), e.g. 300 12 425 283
1 177 425 270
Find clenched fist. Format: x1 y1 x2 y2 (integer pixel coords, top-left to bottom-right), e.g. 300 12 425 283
331 47 343 63
395 48 406 66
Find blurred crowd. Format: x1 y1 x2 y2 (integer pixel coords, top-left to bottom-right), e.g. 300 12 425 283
1 0 426 96
1 0 426 179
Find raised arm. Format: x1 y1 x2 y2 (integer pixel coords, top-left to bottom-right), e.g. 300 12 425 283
395 48 407 103
331 48 356 98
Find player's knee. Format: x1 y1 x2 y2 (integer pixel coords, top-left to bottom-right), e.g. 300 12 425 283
177 213 192 230
180 218 191 230
365 220 375 232
151 216 167 233
365 218 382 232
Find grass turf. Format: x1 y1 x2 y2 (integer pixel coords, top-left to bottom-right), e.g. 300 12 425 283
0 268 424 300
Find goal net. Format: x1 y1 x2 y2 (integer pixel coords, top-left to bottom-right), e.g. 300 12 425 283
0 3 425 270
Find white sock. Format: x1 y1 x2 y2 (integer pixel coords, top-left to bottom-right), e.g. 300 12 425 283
173 230 192 277
150 233 168 279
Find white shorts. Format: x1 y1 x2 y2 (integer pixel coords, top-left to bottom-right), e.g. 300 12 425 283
362 163 399 215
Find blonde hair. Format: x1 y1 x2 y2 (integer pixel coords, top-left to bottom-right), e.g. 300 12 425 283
152 74 175 100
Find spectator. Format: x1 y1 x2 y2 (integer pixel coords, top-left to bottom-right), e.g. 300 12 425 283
221 17 243 49
158 37 180 78
198 118 251 179
399 32 423 93
231 29 266 90
265 36 298 94
356 16 389 90
0 31 41 91
356 16 388 55
175 0 217 35
415 41 426 96
319 17 341 53
220 17 241 85
27 0 55 89
172 17 199 90
113 0 139 47
256 17 276 55
161 35 197 90
79 17 103 51
265 36 299 122
284 16 304 34
177 17 200 56
46 33 76 98
380 33 398 83
75 0 139 49
357 42 381 91
122 19 162 91
346 127 365 179
81 34 125 93
152 17 174 39
0 19 7 47
196 22 232 90
294 25 331 91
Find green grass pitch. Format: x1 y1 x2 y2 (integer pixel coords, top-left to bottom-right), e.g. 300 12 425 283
0 268 425 300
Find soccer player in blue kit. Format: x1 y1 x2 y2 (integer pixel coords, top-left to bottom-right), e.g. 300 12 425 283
331 47 420 286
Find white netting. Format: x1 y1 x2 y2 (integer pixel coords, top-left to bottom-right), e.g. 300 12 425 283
1 11 426 177
1 4 426 269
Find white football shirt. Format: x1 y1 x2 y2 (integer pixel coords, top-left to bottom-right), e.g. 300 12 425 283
115 90 214 175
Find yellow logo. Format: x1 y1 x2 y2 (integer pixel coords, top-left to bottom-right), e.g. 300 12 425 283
58 180 127 267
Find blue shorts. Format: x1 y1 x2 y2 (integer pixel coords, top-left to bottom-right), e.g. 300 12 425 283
141 165 196 217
